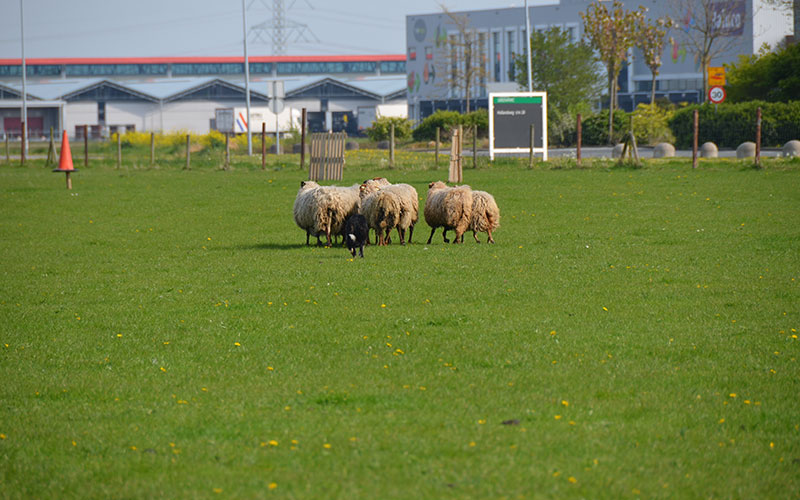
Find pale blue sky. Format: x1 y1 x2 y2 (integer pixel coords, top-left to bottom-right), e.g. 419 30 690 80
0 0 554 59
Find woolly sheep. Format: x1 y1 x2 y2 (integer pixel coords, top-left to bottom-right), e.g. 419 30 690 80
293 180 323 245
359 181 402 246
293 181 360 246
424 181 473 244
469 190 500 244
360 178 419 245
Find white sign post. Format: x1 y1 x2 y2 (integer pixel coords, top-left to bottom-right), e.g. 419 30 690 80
489 92 548 161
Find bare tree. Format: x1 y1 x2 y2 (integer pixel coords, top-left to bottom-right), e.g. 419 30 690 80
667 0 752 101
437 7 489 114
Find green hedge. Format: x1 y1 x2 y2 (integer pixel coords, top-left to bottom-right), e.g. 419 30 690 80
668 101 800 149
412 110 488 142
580 110 630 146
365 116 413 142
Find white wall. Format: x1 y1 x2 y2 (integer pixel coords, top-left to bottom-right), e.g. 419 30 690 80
64 102 97 136
106 102 160 132
753 0 794 51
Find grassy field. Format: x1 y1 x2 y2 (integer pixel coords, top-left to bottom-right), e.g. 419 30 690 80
1 153 799 499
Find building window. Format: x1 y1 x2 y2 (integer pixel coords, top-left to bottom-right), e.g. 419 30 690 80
380 61 405 73
172 63 244 75
493 32 501 82
98 102 106 125
506 30 516 81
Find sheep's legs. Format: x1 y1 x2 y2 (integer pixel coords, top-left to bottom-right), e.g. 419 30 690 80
306 231 311 246
408 224 414 244
398 227 406 246
358 245 365 258
487 229 495 244
426 227 436 244
442 228 450 243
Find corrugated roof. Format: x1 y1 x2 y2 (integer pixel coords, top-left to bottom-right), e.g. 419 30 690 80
0 75 406 102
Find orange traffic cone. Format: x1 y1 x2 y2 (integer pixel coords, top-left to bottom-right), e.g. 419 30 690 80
53 130 77 189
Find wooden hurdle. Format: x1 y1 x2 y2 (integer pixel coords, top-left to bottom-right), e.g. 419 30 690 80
309 132 346 181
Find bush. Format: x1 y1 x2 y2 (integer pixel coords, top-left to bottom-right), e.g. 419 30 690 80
461 109 489 137
412 111 463 141
581 110 630 146
668 101 800 149
231 132 274 152
412 110 491 142
631 103 675 146
365 116 413 142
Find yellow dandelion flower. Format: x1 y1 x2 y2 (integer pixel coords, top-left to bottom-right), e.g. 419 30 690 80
729 393 736 398
555 415 562 420
268 483 277 490
213 488 222 494
0 434 6 439
323 443 332 449
160 367 167 372
469 441 476 447
719 418 725 423
562 400 569 406
234 342 241 347
269 440 278 446
568 476 577 484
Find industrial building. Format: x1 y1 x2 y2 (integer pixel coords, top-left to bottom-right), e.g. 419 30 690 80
405 0 795 120
0 55 406 139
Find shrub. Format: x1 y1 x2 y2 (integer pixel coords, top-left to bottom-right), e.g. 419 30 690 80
631 103 675 146
668 101 800 149
231 132 274 152
365 116 413 142
461 109 489 137
580 110 630 146
412 111 463 141
198 130 227 150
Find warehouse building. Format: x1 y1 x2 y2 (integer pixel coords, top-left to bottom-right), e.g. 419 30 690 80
0 55 406 138
405 0 794 120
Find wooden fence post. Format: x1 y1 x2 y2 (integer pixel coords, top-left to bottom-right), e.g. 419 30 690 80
755 107 762 167
435 127 440 167
576 113 582 167
389 122 395 168
83 125 88 167
46 127 55 166
692 109 699 169
529 124 535 169
300 108 307 169
150 132 155 168
261 122 266 170
472 125 477 169
185 134 191 170
4 132 8 163
116 131 122 169
225 132 230 170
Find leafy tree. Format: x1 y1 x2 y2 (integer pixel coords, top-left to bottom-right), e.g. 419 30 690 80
637 16 672 105
513 27 603 116
581 0 646 143
725 42 800 103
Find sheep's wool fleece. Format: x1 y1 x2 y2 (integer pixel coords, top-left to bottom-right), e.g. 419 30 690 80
424 181 473 233
470 190 500 232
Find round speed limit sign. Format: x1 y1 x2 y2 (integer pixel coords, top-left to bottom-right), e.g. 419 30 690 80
708 86 726 104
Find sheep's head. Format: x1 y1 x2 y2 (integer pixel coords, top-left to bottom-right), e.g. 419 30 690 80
428 181 447 191
360 179 384 198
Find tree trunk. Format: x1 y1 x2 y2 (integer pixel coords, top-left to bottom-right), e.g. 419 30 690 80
650 72 657 105
608 75 617 144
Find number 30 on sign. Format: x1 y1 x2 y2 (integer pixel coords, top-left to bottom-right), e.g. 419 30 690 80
708 86 726 104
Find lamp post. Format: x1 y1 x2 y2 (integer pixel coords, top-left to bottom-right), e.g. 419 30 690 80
20 0 28 156
242 0 252 156
525 0 533 92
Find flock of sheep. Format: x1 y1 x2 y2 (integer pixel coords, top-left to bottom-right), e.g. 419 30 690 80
293 177 500 256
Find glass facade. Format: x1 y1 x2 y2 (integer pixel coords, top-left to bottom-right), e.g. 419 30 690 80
380 61 405 74
66 64 168 76
276 61 376 74
172 63 243 75
0 65 62 77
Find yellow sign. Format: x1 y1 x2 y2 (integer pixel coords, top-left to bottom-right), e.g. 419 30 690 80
708 67 726 86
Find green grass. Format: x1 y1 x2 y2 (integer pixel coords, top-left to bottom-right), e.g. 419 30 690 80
1 154 799 499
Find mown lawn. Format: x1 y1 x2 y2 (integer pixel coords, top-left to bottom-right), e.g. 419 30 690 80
1 154 799 499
